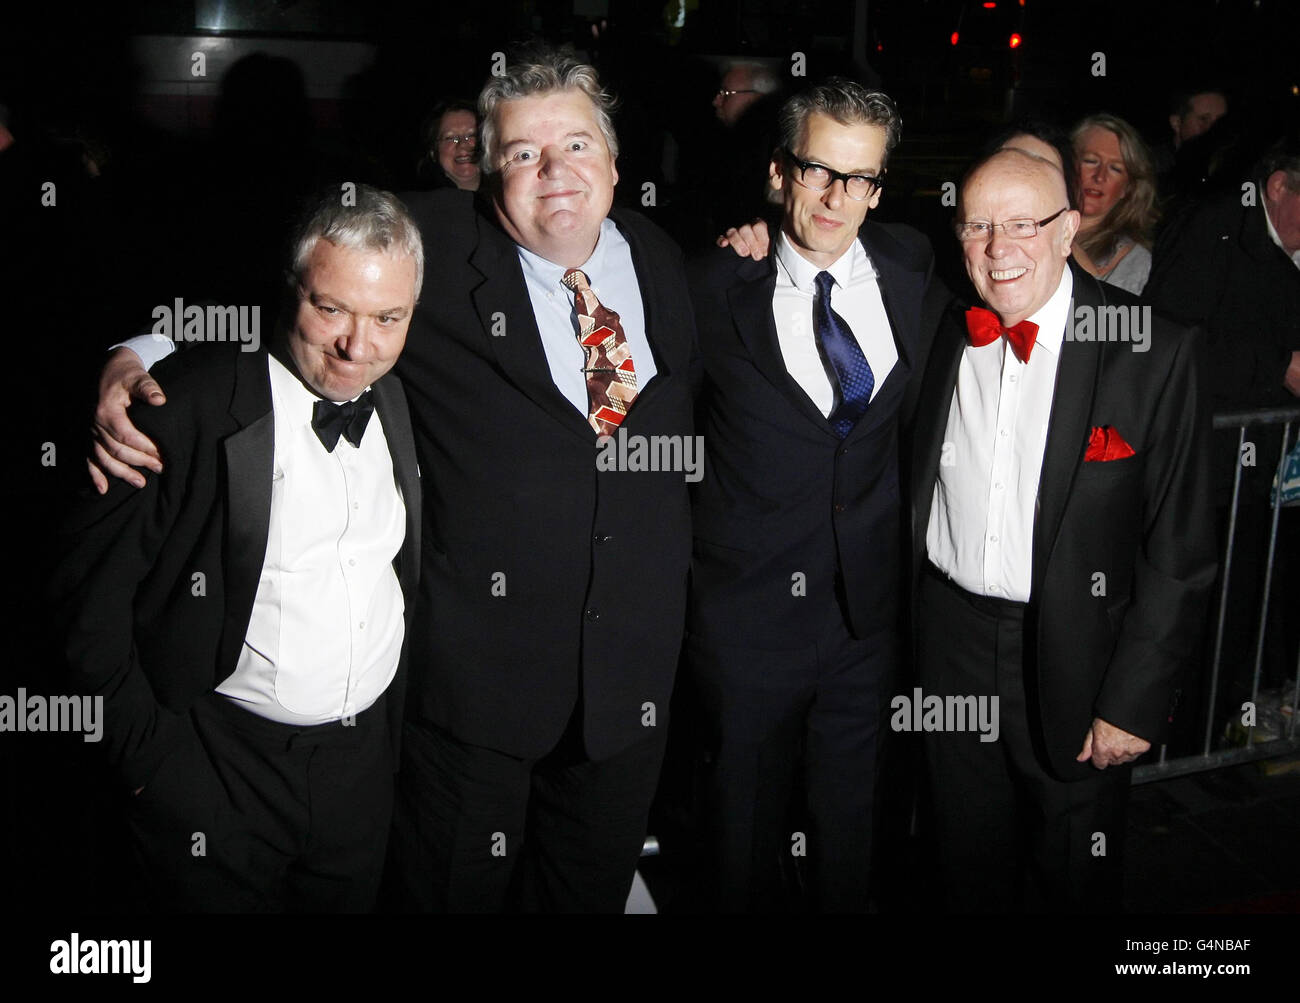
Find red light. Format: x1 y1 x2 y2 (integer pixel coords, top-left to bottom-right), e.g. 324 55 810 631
950 31 959 45
1009 32 1022 48
983 2 997 7
876 42 883 52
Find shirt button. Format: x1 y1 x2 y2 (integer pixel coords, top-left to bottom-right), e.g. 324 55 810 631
594 534 612 545
585 608 600 622
989 535 998 543
349 558 356 567
353 501 359 510
1009 374 1018 383
995 482 1004 490
359 621 366 630
989 584 1000 593
1000 429 1009 437
834 503 846 513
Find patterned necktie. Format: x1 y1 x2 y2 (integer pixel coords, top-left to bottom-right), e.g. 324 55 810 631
562 268 639 436
311 390 375 452
965 305 1039 363
814 271 873 438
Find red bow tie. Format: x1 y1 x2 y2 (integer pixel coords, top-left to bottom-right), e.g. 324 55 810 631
965 306 1039 363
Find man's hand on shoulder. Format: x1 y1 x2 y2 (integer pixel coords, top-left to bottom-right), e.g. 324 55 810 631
716 219 771 260
90 347 167 494
1077 717 1151 769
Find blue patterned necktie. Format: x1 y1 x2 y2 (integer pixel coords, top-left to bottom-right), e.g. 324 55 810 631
814 270 873 438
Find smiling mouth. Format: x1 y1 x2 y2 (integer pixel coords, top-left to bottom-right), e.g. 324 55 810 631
989 267 1028 281
812 214 841 228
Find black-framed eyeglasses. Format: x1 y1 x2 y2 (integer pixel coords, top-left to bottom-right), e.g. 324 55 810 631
716 88 759 99
782 149 884 201
954 208 1068 241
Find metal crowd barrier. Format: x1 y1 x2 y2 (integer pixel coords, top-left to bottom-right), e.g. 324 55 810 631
1134 405 1300 783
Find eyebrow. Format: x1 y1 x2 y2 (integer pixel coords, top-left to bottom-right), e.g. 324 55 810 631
802 155 882 175
500 129 596 153
308 292 409 317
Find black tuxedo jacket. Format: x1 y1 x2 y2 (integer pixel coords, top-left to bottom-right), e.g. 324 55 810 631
52 345 421 791
397 189 701 761
910 264 1217 779
687 221 934 644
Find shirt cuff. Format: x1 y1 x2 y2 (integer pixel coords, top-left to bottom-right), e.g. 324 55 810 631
110 333 177 372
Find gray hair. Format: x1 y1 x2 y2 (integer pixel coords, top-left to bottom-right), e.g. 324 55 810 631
477 51 619 175
778 78 902 169
289 184 424 300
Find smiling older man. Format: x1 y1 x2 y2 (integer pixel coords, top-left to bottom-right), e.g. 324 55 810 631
88 52 700 913
909 149 1215 912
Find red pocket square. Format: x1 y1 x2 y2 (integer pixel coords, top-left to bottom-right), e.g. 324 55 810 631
1085 425 1136 462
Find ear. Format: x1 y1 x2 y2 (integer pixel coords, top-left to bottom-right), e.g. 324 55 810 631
1060 209 1081 254
1265 170 1288 203
769 153 785 192
610 156 619 189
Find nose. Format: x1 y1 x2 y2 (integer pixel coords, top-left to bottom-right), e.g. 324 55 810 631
336 320 378 363
985 228 1013 258
822 176 848 208
537 144 573 178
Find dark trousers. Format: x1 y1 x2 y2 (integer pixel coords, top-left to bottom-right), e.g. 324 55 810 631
917 567 1129 913
686 608 892 913
389 711 668 913
127 692 394 913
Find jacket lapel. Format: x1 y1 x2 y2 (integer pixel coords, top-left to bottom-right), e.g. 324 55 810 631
726 254 834 434
468 203 594 443
610 208 674 408
910 301 966 557
1030 264 1105 598
372 372 421 601
219 350 275 673
845 223 924 443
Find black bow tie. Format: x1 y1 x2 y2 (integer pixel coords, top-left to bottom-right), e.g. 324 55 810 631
311 391 375 452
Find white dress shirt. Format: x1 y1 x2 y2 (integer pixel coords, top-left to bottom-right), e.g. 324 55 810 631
926 267 1074 602
516 216 658 414
215 354 407 724
772 231 897 414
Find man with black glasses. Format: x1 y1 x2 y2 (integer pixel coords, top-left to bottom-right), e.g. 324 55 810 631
687 78 935 912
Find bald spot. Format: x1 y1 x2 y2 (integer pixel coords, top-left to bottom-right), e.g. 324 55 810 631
960 148 1069 217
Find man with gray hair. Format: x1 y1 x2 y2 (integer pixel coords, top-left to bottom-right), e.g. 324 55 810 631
55 184 424 911
688 78 934 911
90 50 699 913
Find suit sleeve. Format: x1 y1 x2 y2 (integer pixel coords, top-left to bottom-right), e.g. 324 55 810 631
1093 325 1218 739
48 406 198 791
